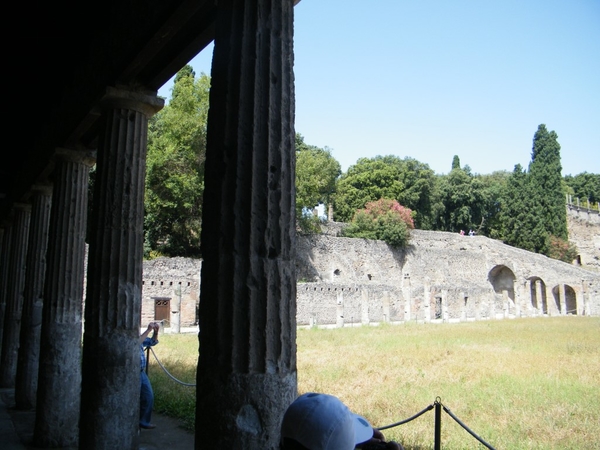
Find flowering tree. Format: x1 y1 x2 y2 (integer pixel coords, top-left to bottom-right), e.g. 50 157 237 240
343 198 414 248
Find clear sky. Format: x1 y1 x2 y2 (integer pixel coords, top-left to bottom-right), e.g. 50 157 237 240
158 0 599 176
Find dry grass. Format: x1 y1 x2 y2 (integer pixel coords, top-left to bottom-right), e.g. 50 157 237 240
149 317 600 449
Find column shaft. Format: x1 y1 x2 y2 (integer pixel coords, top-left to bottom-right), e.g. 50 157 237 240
0 204 31 387
15 186 52 410
0 224 13 353
34 152 93 447
79 88 163 450
196 1 297 448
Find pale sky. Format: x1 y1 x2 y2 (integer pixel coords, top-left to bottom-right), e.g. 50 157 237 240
158 0 600 176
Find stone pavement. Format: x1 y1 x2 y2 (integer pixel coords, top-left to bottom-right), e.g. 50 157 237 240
0 388 195 450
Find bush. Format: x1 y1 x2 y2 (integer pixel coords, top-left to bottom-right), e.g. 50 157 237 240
547 235 578 263
343 198 414 247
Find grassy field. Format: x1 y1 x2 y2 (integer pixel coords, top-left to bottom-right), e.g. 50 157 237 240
148 317 600 449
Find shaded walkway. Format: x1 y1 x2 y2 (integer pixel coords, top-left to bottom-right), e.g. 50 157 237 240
0 389 194 450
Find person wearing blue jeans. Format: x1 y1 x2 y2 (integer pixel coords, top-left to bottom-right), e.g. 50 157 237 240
139 322 159 429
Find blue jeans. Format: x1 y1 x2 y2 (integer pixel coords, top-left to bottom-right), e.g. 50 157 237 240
140 370 154 427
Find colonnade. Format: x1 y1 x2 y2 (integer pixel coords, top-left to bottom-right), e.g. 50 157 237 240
0 1 298 449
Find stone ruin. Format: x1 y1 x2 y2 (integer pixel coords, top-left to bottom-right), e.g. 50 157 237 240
142 212 600 328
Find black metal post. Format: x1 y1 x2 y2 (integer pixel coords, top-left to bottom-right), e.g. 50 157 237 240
434 399 441 450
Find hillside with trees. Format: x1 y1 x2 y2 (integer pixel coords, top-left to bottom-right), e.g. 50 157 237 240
142 66 599 264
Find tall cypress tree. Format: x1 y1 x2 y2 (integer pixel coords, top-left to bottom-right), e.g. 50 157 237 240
527 124 568 253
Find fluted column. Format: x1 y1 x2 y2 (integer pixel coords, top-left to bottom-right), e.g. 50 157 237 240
0 223 13 353
33 150 94 448
196 1 297 448
0 204 31 387
15 185 53 410
79 87 163 450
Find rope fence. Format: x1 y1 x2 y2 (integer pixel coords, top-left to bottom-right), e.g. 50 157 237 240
147 347 196 387
148 349 495 449
377 396 496 450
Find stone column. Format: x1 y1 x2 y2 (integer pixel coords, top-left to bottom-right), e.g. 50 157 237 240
361 289 370 324
0 223 13 353
441 289 448 322
79 88 163 450
502 289 509 318
195 1 296 448
559 284 566 315
403 274 411 322
514 281 522 318
423 284 431 323
33 150 94 447
382 291 390 323
336 292 344 328
525 279 533 317
0 203 31 387
15 185 53 410
535 280 543 315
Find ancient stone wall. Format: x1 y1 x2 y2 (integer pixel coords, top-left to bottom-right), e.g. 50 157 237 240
141 257 201 327
566 205 600 270
140 211 600 328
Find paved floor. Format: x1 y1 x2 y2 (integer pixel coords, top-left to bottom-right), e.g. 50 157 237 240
0 388 195 450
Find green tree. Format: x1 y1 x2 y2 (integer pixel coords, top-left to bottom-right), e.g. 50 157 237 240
432 166 490 233
528 124 568 246
497 164 545 252
295 134 341 219
563 172 600 204
342 198 414 247
333 155 435 228
144 65 210 257
451 155 461 170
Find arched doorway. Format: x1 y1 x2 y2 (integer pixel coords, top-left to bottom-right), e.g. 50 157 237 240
488 265 516 318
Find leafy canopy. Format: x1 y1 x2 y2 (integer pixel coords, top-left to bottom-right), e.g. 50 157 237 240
343 198 414 248
144 65 210 257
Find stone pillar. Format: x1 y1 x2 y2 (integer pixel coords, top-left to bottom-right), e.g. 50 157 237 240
403 274 411 322
361 289 370 324
195 1 296 448
0 203 31 387
0 223 13 353
525 279 533 317
559 284 566 315
382 291 390 323
15 185 53 410
336 292 344 328
502 289 509 318
441 289 448 322
424 284 431 323
535 280 543 315
33 150 94 447
514 281 521 318
581 281 588 316
78 88 163 450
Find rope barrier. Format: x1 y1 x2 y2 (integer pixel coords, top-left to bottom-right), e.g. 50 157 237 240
147 353 497 450
375 398 496 450
377 404 434 430
149 347 196 387
442 403 496 450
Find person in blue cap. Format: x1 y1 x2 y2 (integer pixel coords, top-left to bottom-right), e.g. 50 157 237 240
280 392 403 450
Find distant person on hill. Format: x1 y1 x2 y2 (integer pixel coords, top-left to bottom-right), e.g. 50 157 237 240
139 322 160 429
280 392 403 449
468 229 474 236
460 230 465 236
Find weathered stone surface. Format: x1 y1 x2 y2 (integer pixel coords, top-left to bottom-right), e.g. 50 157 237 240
141 214 600 327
